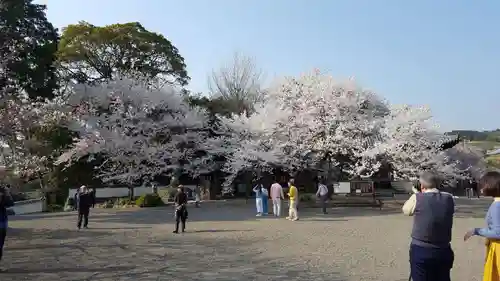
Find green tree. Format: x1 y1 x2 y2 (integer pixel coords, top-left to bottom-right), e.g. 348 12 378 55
186 95 236 119
57 21 189 86
0 0 59 100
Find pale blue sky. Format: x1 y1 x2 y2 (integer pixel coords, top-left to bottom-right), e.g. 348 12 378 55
40 0 499 131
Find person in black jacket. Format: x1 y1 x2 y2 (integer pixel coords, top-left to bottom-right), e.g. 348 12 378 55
173 185 188 234
0 184 14 269
77 186 93 229
471 180 480 198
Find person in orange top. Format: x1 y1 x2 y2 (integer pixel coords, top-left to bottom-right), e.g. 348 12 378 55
286 178 299 221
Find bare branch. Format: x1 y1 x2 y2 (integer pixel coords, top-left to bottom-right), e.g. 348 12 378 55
208 53 264 115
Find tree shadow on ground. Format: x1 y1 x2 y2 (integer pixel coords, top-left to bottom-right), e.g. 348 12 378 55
2 226 347 281
188 229 255 233
3 265 134 274
90 206 277 225
3 228 131 279
8 227 113 241
86 204 402 227
97 236 347 281
9 212 78 221
56 197 491 229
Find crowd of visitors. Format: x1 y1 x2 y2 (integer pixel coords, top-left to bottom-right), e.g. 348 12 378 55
253 178 300 220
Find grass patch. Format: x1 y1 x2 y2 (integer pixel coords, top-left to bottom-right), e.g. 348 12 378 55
469 141 500 151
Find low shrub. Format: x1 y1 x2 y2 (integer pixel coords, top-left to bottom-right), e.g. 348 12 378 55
135 193 164 207
114 197 133 206
99 200 114 208
299 193 316 202
47 204 64 212
157 187 178 201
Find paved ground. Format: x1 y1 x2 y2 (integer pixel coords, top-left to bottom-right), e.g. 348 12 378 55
1 198 494 281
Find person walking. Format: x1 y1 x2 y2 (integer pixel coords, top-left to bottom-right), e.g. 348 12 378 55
253 183 264 216
270 180 284 216
402 171 455 281
0 184 14 271
466 181 473 199
173 185 188 234
472 180 480 199
73 189 79 211
463 171 500 281
91 187 96 208
76 185 93 230
261 186 269 215
194 184 201 208
316 179 329 214
286 179 299 221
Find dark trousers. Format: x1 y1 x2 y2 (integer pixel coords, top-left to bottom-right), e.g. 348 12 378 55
410 244 454 281
320 195 328 213
0 228 6 261
77 209 89 228
175 208 187 232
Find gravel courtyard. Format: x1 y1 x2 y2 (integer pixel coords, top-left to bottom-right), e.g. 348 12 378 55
1 198 493 281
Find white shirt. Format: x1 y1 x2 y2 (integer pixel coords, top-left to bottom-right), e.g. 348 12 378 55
316 184 328 197
402 188 455 216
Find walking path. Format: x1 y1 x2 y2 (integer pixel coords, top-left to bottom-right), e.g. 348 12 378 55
2 198 491 280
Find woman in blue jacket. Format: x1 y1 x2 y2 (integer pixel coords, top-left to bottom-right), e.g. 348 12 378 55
464 171 500 281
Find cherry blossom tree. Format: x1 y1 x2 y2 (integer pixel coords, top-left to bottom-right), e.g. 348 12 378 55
377 104 467 182
220 71 390 191
444 141 487 180
0 89 67 187
56 77 226 184
220 70 486 193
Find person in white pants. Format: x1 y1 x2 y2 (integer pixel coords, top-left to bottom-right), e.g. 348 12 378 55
270 181 284 216
253 184 263 216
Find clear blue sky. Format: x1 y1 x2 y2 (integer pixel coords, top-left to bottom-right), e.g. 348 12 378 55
39 0 499 131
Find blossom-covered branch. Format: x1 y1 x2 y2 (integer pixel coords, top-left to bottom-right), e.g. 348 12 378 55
56 78 226 184
220 72 391 191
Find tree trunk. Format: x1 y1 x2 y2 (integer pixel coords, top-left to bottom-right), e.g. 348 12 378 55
128 186 135 200
202 176 211 200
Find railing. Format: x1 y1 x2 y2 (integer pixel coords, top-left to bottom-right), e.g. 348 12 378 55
67 187 156 199
67 185 197 199
11 198 45 214
333 181 413 194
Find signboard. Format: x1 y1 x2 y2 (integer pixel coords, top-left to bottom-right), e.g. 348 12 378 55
334 182 351 194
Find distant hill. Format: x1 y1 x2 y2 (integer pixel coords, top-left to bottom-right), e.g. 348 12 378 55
447 129 500 169
446 129 500 142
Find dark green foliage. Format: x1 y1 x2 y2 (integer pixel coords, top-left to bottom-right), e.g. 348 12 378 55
46 204 63 212
0 0 59 99
135 193 164 207
58 21 189 86
187 95 241 119
299 194 315 202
